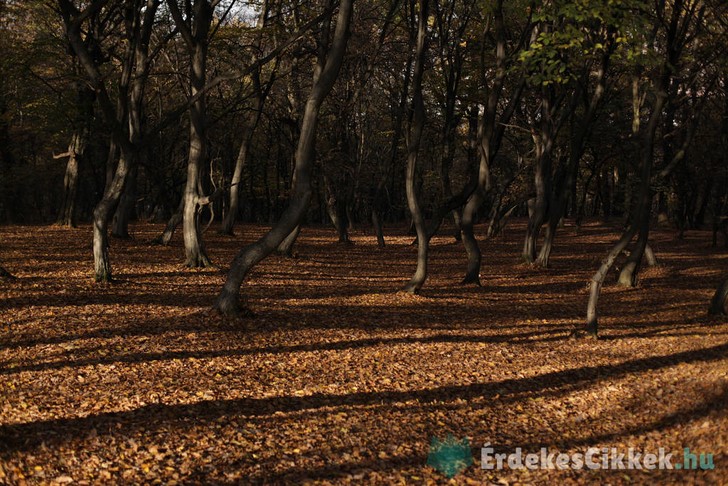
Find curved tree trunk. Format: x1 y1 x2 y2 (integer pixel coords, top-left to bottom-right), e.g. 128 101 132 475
215 0 353 315
276 225 301 257
709 278 728 316
402 0 429 294
459 0 518 283
618 223 649 287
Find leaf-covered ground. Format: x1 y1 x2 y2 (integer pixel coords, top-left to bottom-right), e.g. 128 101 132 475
1 220 726 485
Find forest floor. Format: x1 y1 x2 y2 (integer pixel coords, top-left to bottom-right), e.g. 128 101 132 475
0 219 727 485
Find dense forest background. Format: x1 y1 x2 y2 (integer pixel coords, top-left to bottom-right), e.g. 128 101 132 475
0 0 727 323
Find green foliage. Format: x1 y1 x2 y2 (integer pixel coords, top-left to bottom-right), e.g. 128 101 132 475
518 0 649 86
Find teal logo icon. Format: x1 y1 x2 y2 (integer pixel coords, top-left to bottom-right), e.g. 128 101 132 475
427 434 473 478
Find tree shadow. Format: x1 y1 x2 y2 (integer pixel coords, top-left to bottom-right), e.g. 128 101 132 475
2 341 726 456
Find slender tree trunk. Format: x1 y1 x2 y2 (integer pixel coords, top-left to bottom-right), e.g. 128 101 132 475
220 122 254 235
371 53 413 247
459 0 517 283
523 130 550 263
536 41 613 267
93 150 134 282
371 208 385 248
219 4 270 236
215 0 353 315
402 0 429 294
152 197 184 245
618 215 649 287
60 0 159 282
56 79 94 227
55 134 86 227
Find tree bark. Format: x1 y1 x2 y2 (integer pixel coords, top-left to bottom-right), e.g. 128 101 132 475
215 0 353 315
112 163 137 238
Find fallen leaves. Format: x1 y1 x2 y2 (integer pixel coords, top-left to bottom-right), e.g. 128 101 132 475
0 221 726 483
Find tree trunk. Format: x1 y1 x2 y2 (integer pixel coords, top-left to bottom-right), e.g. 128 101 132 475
523 130 550 263
709 278 728 316
402 0 429 294
55 137 84 227
536 41 613 267
181 0 214 268
152 197 184 245
215 0 353 315
617 216 649 287
59 0 159 282
220 123 253 235
276 225 301 257
371 208 385 248
459 0 517 283
56 79 94 227
220 4 270 235
112 163 137 238
93 151 134 282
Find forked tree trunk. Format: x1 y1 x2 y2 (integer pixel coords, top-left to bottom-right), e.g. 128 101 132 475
536 40 612 267
60 0 159 282
617 213 649 287
402 0 429 294
581 75 668 336
215 0 353 315
709 278 728 316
